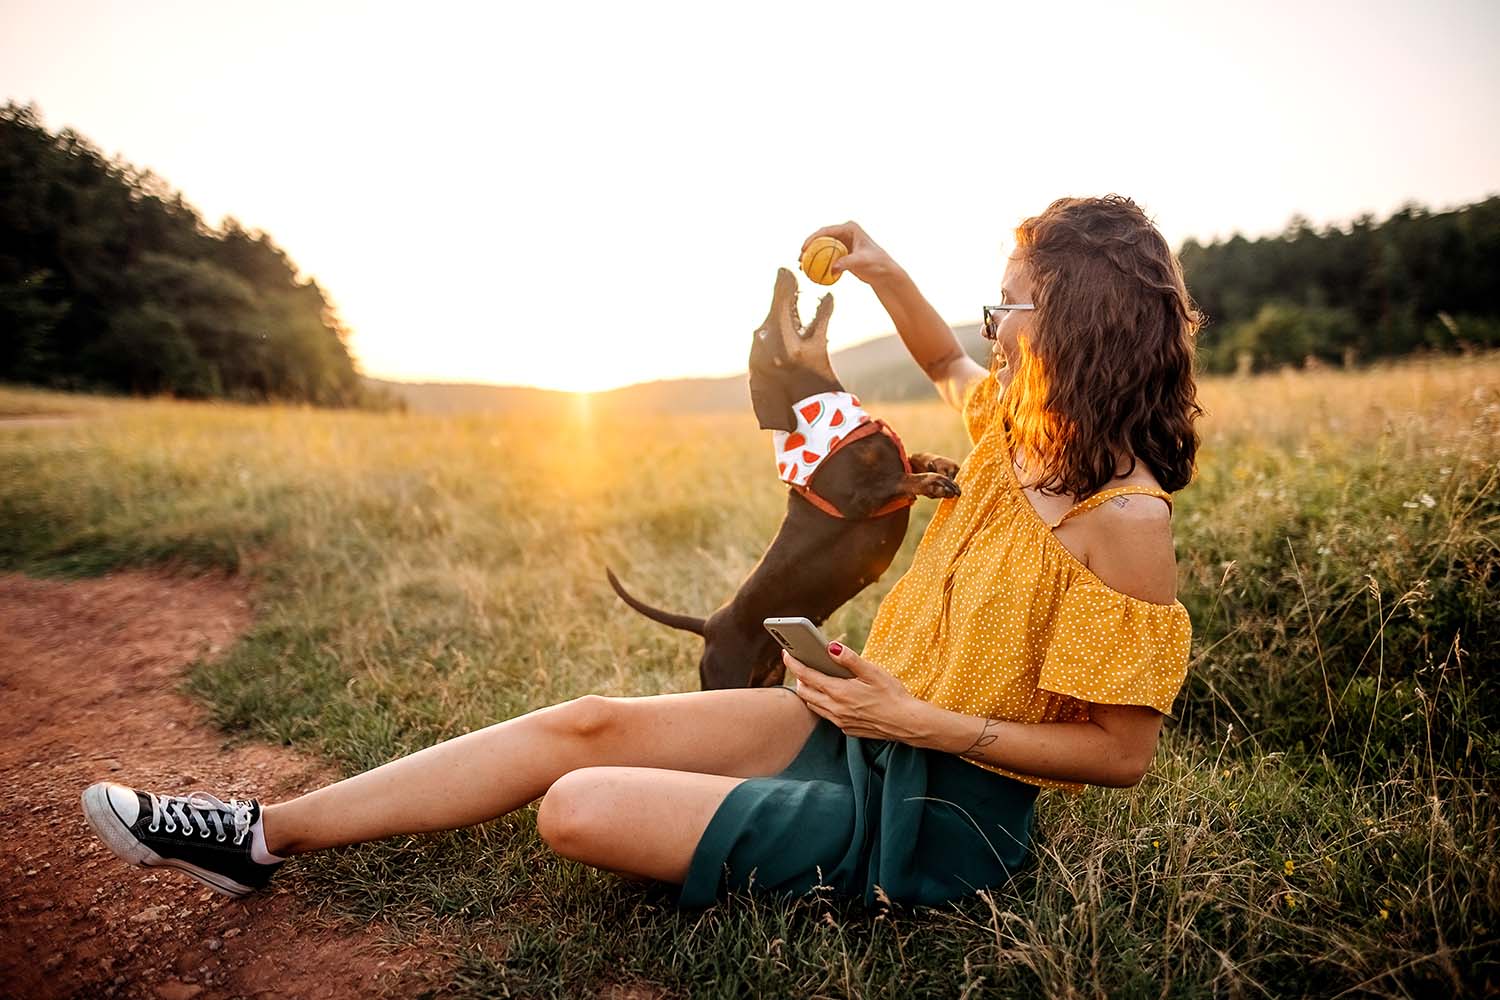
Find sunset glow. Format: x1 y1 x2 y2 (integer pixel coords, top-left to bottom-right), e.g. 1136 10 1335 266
3 0 1496 393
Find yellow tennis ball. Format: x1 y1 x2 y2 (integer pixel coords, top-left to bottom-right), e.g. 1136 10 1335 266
800 236 849 285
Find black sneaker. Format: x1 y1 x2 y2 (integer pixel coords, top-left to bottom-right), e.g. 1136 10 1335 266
81 782 282 898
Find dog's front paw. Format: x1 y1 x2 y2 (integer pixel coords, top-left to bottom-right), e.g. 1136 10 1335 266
908 472 961 500
928 457 961 480
930 475 961 499
909 452 962 481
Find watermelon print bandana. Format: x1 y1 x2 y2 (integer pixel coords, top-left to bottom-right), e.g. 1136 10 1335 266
773 391 873 486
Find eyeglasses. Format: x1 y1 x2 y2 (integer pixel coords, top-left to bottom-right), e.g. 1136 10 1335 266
982 302 1035 340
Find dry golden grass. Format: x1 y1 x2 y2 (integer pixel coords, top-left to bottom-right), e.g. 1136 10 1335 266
1 352 1496 998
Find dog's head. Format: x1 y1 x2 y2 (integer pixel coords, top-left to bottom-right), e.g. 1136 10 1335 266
747 268 839 432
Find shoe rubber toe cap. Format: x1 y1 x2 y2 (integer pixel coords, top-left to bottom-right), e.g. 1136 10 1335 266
95 781 142 825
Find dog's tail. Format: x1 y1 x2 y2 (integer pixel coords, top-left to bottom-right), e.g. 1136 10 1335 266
605 567 707 636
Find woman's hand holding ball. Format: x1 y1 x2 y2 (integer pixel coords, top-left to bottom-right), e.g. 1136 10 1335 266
800 221 902 287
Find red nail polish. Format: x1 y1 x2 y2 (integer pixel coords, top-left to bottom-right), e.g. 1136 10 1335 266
828 641 843 656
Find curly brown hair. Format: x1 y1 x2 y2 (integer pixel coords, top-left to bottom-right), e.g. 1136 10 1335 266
1000 194 1205 498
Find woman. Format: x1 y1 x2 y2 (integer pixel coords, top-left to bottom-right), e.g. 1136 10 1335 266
81 194 1203 909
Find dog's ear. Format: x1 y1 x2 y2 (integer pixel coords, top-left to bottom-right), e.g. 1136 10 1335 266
749 378 795 432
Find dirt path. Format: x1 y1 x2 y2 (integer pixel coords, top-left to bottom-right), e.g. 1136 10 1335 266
0 571 450 999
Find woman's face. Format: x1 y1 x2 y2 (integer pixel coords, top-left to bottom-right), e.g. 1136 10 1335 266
991 252 1037 373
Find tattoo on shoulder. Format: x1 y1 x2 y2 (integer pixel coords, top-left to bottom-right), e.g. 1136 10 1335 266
1111 496 1131 509
960 717 1002 761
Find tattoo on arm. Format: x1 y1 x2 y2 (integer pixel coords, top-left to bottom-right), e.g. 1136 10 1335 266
960 717 1002 761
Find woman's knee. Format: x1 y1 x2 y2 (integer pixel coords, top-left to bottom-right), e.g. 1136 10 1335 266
551 693 620 742
535 768 607 857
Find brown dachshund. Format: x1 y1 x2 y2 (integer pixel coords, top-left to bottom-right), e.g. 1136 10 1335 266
606 268 961 689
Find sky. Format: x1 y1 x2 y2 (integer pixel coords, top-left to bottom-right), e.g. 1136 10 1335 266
2 0 1497 392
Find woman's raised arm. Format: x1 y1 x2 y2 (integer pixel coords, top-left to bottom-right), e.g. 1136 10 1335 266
802 222 986 413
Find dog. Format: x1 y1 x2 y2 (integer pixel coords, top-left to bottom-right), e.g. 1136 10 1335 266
605 268 962 689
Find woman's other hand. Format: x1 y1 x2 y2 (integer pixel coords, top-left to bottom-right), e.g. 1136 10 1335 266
785 642 926 743
801 222 902 287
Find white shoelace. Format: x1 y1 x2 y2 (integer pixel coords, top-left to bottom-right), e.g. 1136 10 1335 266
146 791 254 845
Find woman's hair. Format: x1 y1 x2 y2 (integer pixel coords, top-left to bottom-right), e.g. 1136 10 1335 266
1000 193 1205 497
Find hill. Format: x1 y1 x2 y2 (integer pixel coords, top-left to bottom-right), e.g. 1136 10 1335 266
369 322 991 415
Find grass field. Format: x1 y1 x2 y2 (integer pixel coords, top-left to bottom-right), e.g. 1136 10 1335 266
2 353 1497 998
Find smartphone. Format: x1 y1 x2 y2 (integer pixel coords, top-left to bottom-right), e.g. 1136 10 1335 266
763 616 855 679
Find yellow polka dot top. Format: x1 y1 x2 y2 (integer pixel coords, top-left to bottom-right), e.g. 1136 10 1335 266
861 370 1193 796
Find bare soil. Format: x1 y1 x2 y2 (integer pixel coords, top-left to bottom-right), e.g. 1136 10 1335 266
0 570 451 1000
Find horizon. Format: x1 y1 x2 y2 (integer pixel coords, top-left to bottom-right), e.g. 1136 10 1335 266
4 0 1497 392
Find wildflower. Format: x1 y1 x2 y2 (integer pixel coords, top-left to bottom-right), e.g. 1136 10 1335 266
1153 840 1160 848
1284 859 1295 875
1379 908 1389 920
1284 893 1296 910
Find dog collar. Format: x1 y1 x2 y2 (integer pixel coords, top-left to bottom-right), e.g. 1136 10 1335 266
771 391 915 519
772 391 872 486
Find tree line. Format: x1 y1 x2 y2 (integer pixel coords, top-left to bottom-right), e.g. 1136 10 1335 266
1181 195 1500 373
2 99 1496 403
0 101 395 407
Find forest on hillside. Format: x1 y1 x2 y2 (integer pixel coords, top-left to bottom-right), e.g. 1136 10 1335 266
1183 197 1500 372
0 101 390 407
2 99 1496 404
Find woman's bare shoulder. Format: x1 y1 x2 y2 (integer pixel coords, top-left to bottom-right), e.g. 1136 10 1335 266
1080 464 1178 604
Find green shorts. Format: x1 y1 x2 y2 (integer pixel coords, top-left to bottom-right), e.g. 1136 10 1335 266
677 713 1040 909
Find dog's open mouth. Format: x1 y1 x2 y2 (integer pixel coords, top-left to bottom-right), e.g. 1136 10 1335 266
762 267 831 346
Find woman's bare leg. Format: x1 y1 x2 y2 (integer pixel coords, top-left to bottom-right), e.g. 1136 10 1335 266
536 766 752 883
261 687 817 855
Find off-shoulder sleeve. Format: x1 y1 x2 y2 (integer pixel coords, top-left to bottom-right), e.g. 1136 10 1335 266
961 370 999 445
1037 581 1193 717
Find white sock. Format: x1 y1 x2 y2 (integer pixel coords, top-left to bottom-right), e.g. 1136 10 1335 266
249 814 286 865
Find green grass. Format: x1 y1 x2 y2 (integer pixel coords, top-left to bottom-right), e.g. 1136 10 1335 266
2 354 1497 998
